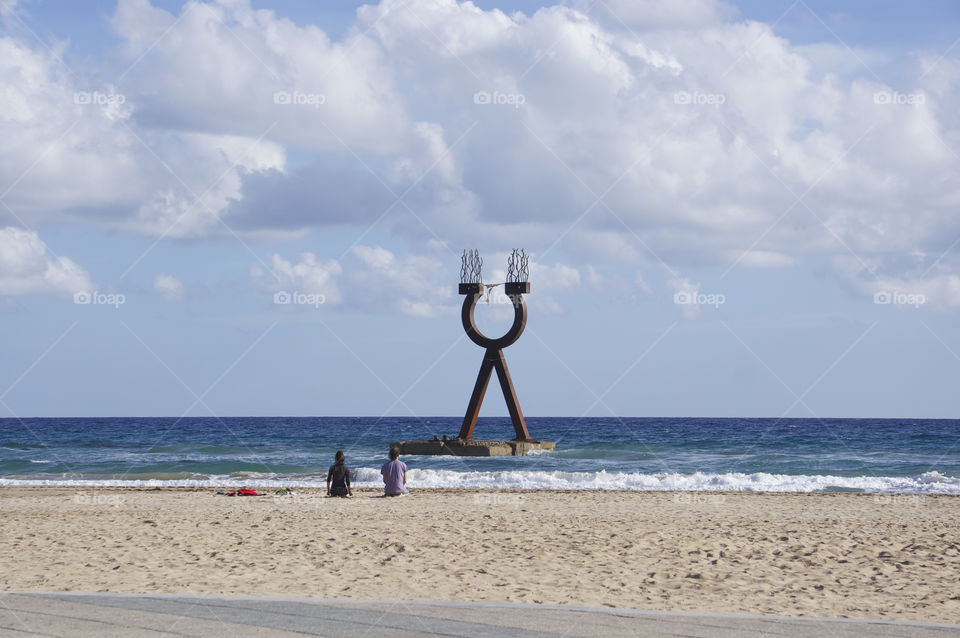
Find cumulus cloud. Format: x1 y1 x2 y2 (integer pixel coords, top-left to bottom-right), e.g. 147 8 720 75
109 0 409 153
0 227 93 296
124 133 286 238
345 245 457 317
153 273 185 301
1 0 958 309
249 245 583 317
251 252 343 305
249 245 452 316
0 19 285 238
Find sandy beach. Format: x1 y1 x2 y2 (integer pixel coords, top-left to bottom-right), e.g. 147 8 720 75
0 487 957 623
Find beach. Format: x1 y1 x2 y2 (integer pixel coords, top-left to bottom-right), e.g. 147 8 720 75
1 487 957 623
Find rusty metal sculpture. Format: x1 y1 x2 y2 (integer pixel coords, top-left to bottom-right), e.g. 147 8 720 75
390 250 552 456
458 249 533 441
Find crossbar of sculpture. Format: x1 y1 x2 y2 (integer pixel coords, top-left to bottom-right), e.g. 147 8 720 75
457 279 533 442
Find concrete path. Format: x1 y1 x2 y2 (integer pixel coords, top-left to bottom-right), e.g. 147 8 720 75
1 593 957 638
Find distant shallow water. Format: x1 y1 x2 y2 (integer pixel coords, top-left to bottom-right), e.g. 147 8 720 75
1 417 958 493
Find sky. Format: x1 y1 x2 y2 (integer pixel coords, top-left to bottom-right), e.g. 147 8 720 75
0 0 958 420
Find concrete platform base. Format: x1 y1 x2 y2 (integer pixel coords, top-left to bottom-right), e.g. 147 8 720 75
393 439 556 456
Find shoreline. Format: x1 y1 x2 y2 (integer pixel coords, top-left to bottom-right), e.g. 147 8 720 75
1 488 958 622
3 475 957 493
0 484 954 499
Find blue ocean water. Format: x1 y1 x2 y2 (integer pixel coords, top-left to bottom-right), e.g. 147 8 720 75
1 417 958 493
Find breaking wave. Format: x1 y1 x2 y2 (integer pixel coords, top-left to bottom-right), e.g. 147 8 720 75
2 469 958 493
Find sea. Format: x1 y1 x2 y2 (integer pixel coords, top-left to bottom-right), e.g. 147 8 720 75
1 417 959 493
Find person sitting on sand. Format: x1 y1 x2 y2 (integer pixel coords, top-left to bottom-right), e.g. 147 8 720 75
380 446 408 497
326 450 353 498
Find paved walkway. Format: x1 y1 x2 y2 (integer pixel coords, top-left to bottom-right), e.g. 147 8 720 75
1 593 957 637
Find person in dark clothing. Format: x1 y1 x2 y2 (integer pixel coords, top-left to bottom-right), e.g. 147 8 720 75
326 450 352 497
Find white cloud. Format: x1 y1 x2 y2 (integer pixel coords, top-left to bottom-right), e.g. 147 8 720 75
526 261 581 313
531 261 581 291
583 265 652 305
249 246 584 317
123 133 286 238
346 245 456 317
1 0 958 309
0 227 93 296
0 24 287 239
251 252 343 305
833 256 960 311
872 274 960 311
153 273 185 301
669 277 701 319
110 0 410 153
247 245 453 317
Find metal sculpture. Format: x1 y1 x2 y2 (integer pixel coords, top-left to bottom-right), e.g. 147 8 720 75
458 249 533 441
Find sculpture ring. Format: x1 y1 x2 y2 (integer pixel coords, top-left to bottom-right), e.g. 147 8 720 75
461 289 527 350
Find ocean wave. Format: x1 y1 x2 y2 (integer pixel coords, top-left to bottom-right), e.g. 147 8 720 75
1 469 958 493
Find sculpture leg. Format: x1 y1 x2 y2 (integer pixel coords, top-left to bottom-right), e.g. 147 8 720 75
458 353 495 440
491 349 532 441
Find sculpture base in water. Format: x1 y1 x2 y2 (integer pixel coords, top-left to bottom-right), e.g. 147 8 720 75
392 439 555 457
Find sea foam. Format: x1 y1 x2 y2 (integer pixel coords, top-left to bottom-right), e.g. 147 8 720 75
1 469 958 493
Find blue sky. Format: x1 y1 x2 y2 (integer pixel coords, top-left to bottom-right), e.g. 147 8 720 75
1 0 958 419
